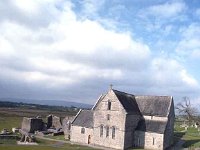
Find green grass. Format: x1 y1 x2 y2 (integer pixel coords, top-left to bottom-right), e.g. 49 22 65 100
0 145 97 150
0 137 97 150
0 116 22 131
44 135 67 141
174 124 200 149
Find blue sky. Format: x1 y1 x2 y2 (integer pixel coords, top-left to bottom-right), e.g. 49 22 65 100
0 0 200 105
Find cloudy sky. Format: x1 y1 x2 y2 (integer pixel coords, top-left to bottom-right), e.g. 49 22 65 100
0 0 200 105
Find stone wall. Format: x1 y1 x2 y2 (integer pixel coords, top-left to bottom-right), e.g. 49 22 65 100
70 126 93 144
21 117 43 133
134 131 164 150
63 116 74 139
47 115 62 129
143 115 168 121
93 90 126 149
124 114 141 149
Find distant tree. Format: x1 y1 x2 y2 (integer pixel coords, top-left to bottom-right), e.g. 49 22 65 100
176 97 199 123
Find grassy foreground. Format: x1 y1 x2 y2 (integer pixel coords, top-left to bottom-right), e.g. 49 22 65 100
174 122 200 149
0 137 97 150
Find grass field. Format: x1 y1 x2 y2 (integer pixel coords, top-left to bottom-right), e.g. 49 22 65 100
1 107 200 149
0 107 97 150
0 107 76 131
0 115 22 131
174 123 200 149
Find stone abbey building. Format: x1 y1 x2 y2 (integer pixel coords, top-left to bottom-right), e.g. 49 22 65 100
70 88 174 150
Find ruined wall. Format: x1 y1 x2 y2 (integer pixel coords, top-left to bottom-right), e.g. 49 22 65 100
47 115 62 129
52 116 62 129
63 116 74 139
70 126 93 144
93 90 126 150
134 131 164 150
21 117 43 133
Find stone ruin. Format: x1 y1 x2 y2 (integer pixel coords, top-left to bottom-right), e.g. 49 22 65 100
21 117 44 133
46 115 63 136
19 114 75 143
62 116 74 139
47 115 62 129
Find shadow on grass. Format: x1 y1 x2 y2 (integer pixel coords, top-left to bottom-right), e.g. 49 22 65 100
183 139 200 148
174 131 185 138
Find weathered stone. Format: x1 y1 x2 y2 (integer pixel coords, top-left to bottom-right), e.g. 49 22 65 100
63 116 74 139
69 88 175 150
46 115 62 129
21 117 44 133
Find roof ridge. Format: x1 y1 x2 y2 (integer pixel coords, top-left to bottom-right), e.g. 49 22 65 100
112 89 135 97
135 95 172 97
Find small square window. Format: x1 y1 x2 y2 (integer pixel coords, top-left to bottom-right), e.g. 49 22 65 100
81 128 85 134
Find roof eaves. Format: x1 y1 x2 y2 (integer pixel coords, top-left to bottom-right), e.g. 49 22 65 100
92 94 105 110
71 109 82 124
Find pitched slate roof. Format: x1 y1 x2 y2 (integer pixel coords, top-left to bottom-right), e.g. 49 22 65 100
72 110 93 128
113 90 141 114
113 90 172 117
135 96 172 117
135 119 167 134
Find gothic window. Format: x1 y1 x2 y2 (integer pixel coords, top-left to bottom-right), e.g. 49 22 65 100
81 128 85 134
100 125 103 137
108 100 111 110
112 126 115 139
107 114 110 120
106 126 109 137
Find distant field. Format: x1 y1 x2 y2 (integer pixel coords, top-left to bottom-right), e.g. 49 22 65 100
0 107 96 150
0 107 76 131
0 116 22 131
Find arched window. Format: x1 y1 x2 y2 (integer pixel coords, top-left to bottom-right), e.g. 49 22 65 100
107 100 111 110
100 125 103 137
112 126 115 139
106 126 109 137
81 128 85 134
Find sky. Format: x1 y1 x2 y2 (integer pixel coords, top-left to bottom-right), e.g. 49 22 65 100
0 0 200 105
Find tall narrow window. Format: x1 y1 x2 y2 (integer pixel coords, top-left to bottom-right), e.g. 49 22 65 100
112 126 115 139
153 137 155 145
108 100 111 110
138 138 140 146
81 128 85 134
100 125 103 137
106 126 109 137
107 114 110 120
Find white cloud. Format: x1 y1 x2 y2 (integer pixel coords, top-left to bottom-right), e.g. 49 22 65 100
0 0 199 102
176 23 200 58
12 0 40 13
151 58 194 86
180 70 198 87
141 1 187 18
